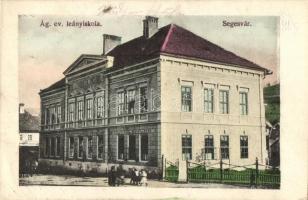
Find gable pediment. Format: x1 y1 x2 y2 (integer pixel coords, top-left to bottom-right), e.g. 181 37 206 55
63 54 106 76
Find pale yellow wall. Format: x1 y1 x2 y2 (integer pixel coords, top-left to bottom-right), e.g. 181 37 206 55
160 55 267 166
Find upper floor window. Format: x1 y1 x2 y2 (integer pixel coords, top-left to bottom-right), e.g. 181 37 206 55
127 90 136 114
220 135 229 159
86 98 93 119
45 108 49 125
56 105 61 124
181 86 192 112
219 90 229 114
68 102 75 122
204 135 214 160
182 135 192 160
77 100 84 121
240 92 248 115
240 135 249 158
28 134 32 141
140 87 148 113
96 94 105 118
117 91 125 116
50 107 56 125
204 88 214 113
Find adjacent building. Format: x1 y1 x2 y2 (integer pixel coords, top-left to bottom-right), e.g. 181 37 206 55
39 16 270 175
19 103 40 173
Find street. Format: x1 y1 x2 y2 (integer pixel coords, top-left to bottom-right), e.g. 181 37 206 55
19 174 248 188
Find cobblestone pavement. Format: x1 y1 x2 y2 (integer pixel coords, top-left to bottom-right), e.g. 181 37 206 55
19 174 248 188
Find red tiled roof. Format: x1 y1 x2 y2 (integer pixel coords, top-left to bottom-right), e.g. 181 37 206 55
107 24 268 71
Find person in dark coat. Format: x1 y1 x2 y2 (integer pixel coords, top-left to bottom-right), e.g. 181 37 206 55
108 166 116 186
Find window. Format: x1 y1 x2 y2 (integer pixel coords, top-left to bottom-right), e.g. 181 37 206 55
96 95 105 118
28 134 32 141
240 136 249 158
20 134 23 141
69 137 74 158
86 99 93 119
56 105 61 124
117 135 124 160
117 91 125 116
56 137 61 156
240 92 248 115
128 135 136 160
220 135 229 159
77 100 84 121
87 136 93 159
50 107 56 124
97 135 104 159
68 102 75 122
181 86 192 112
45 108 49 125
45 137 49 156
78 137 84 158
204 135 214 160
219 90 229 114
140 87 148 113
182 135 192 160
204 88 214 113
127 90 135 114
50 137 55 156
140 135 148 161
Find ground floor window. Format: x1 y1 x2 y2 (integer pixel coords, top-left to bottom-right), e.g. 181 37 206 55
45 137 49 157
50 137 55 157
69 137 74 158
128 135 136 160
56 137 60 157
220 135 229 159
140 135 148 161
78 137 84 159
97 135 104 159
240 136 249 158
204 135 214 160
182 135 192 160
87 136 93 159
118 135 124 160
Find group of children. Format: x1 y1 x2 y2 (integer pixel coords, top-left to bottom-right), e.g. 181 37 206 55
129 168 148 186
108 165 148 186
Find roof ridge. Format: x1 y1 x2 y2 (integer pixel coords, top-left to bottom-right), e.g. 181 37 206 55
160 24 174 52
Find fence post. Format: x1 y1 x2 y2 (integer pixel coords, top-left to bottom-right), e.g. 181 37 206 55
186 159 188 183
255 157 259 187
164 157 166 180
161 154 164 180
220 158 223 183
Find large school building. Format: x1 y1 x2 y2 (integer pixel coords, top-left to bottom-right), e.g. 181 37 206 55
39 16 270 176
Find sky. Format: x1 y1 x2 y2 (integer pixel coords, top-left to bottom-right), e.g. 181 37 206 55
19 15 279 115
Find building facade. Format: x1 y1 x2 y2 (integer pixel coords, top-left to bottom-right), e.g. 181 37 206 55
19 103 40 175
39 16 270 175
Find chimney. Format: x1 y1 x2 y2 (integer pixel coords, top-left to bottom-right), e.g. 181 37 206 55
19 103 25 114
143 16 159 38
103 34 121 55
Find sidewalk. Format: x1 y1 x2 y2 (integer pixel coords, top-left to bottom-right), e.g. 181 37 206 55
19 174 247 188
